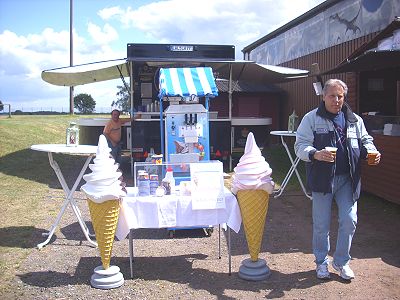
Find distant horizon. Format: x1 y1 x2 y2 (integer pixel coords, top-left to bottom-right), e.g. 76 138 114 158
1 106 115 114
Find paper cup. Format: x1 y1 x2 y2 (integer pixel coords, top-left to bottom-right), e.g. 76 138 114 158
325 147 337 161
367 150 379 165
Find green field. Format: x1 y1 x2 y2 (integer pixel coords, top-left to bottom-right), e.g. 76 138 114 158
0 114 303 292
0 115 104 291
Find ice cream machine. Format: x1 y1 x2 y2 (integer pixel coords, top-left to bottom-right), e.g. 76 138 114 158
164 103 210 163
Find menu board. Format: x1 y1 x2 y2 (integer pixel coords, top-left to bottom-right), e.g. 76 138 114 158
190 161 225 210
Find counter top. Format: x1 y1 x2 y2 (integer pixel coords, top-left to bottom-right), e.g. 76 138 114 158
78 117 230 126
231 117 272 126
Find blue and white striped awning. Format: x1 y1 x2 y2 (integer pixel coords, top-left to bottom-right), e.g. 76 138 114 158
158 67 218 99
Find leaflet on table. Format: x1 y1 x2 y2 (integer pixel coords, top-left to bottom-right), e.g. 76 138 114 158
190 162 225 210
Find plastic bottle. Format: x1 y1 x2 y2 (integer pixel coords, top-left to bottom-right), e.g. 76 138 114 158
149 174 159 196
162 167 175 195
137 170 150 196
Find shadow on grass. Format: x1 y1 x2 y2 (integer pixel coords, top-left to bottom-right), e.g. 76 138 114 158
0 226 48 249
17 254 326 299
0 149 91 188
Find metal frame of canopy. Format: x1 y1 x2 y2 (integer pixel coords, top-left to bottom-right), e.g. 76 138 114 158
41 45 309 172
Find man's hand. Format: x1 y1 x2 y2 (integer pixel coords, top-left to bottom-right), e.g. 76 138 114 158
314 149 335 163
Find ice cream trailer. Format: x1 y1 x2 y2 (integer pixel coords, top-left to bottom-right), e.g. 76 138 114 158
40 43 309 173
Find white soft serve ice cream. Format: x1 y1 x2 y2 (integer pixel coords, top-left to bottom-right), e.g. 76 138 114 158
81 135 126 203
231 132 274 194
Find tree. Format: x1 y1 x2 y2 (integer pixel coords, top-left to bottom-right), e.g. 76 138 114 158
112 85 130 112
74 93 96 114
0 100 3 112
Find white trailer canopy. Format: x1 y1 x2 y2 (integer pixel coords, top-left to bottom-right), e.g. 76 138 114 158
41 59 308 87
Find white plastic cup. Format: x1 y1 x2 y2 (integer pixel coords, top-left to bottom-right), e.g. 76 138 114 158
325 146 337 162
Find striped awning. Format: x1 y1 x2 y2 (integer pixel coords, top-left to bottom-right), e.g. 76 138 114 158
158 67 218 99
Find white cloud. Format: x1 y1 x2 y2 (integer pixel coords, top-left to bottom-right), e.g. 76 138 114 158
0 25 124 111
0 0 324 111
87 22 119 45
109 0 325 57
98 6 124 20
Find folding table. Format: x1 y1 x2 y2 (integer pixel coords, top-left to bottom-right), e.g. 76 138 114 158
269 131 312 199
31 144 98 248
115 187 242 278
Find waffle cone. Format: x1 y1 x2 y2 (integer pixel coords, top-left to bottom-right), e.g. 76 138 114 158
87 199 120 269
237 190 269 261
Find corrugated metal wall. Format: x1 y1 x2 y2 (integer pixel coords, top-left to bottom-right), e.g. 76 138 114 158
275 32 379 127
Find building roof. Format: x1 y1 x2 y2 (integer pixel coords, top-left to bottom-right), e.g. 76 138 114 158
216 79 282 93
242 0 341 54
322 17 400 74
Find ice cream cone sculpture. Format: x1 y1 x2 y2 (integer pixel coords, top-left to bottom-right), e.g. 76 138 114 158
237 190 269 261
231 132 274 264
81 135 127 288
87 199 120 269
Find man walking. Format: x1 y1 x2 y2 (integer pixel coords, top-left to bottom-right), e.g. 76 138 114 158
295 79 381 280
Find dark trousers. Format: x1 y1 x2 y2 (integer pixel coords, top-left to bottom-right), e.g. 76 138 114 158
106 137 122 164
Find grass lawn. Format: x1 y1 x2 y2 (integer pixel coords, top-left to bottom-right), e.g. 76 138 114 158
0 114 305 292
0 115 108 291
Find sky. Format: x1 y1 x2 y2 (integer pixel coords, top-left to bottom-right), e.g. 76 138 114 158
0 0 325 112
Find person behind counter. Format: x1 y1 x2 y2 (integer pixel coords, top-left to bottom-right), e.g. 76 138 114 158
103 109 141 164
294 79 381 281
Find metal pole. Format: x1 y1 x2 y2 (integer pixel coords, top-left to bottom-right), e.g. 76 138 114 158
229 63 233 171
130 62 135 180
69 0 74 115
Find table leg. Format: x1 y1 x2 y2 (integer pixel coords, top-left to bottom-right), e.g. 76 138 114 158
228 227 231 275
274 156 301 198
37 191 73 249
38 153 97 248
66 155 97 247
274 136 312 199
69 198 97 247
129 229 134 278
218 224 221 259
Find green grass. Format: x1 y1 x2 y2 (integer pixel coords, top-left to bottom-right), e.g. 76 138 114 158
263 144 307 192
0 114 102 291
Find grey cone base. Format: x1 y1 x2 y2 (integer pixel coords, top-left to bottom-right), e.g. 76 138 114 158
90 265 124 289
238 258 271 281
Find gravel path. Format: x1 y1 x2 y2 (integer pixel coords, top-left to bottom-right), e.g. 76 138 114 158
2 188 400 299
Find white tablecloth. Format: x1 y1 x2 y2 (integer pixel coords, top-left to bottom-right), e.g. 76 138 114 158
115 187 242 240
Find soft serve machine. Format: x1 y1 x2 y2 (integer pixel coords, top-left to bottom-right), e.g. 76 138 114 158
158 67 218 182
165 102 210 162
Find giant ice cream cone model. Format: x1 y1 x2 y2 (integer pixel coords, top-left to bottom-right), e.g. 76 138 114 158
231 132 274 281
87 199 120 269
81 134 126 289
237 189 269 261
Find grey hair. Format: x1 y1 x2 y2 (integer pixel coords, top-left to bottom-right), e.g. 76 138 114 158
322 79 348 96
